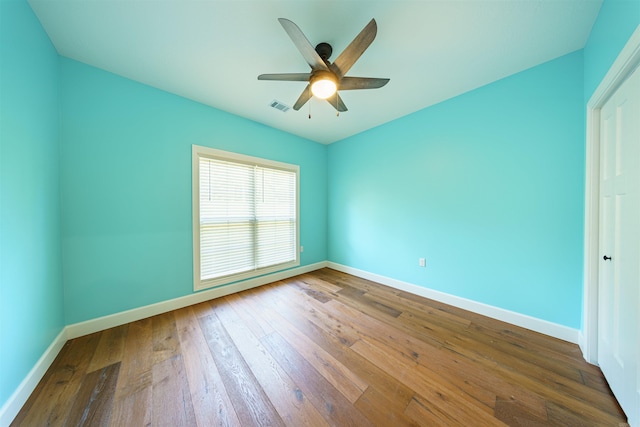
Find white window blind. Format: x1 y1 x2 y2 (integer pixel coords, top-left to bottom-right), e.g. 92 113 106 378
193 146 299 291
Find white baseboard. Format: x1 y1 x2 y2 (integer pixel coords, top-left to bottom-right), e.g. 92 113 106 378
0 329 68 427
578 330 598 365
66 261 328 339
327 262 580 344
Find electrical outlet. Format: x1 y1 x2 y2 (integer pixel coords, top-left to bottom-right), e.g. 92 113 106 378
300 245 304 253
419 258 426 267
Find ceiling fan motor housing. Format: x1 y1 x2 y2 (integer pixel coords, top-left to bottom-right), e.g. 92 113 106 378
315 42 333 62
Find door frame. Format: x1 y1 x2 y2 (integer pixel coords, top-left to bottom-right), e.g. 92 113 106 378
581 24 640 364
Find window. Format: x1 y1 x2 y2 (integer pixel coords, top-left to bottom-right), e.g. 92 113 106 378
192 145 299 291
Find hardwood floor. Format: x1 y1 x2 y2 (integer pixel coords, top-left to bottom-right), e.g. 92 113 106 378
12 268 628 426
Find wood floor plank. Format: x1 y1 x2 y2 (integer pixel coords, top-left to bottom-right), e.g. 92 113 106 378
359 283 473 329
352 337 507 426
354 386 419 427
152 311 180 364
281 280 508 417
11 332 102 427
390 311 548 416
403 315 624 422
493 398 548 426
404 395 454 427
402 308 586 385
326 290 447 351
260 331 375 427
11 268 629 427
315 270 546 352
407 311 589 387
270 281 362 346
243 285 369 404
412 391 509 427
544 400 624 427
198 308 286 427
353 297 600 422
336 283 404 320
339 285 462 348
87 324 128 373
109 318 153 427
331 273 625 425
152 354 197 426
230 287 277 337
108 380 151 427
580 367 620 395
223 292 272 339
174 307 241 427
325 295 446 360
325 293 550 417
261 282 422 420
212 298 329 427
290 279 333 303
64 362 120 426
231 281 422 427
296 272 344 294
466 322 599 376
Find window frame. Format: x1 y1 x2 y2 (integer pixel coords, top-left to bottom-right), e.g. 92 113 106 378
192 145 300 291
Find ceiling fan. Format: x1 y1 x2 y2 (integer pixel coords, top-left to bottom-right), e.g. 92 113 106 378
258 18 390 113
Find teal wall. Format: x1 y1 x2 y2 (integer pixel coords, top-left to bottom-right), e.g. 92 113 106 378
328 51 585 328
584 0 640 100
60 58 327 324
0 0 64 408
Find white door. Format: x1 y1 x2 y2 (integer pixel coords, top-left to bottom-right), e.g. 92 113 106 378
598 63 640 427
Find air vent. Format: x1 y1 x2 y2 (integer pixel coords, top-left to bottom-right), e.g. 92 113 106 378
270 100 290 113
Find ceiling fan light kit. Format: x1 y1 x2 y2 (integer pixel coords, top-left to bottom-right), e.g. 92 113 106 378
310 70 337 99
258 18 389 114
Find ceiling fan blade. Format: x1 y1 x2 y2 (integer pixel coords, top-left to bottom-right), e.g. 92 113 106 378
258 73 311 81
326 92 348 112
331 19 377 78
292 84 312 110
339 77 389 90
278 18 329 71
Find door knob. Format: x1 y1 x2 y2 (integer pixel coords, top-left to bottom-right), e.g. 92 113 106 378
603 255 612 261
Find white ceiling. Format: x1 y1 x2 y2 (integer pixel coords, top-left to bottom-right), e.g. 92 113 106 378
28 0 602 144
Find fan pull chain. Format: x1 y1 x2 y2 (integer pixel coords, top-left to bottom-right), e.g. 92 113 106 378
308 86 312 119
336 95 339 117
